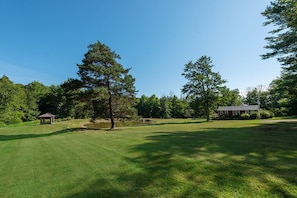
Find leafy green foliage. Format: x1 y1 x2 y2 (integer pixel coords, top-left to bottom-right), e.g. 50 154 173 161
170 95 187 118
39 85 65 116
0 76 93 124
244 88 259 105
250 111 259 119
159 96 171 119
260 110 274 119
218 87 242 106
182 56 227 121
244 88 275 111
23 81 49 121
135 94 192 118
0 76 26 124
240 113 250 120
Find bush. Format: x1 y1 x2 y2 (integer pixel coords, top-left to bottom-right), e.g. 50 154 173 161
260 110 274 119
1 111 25 125
0 122 6 127
219 113 229 120
6 117 23 125
250 111 259 119
269 111 275 118
271 108 285 117
240 113 250 120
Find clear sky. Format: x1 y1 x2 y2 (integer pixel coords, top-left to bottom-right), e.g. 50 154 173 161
0 0 280 97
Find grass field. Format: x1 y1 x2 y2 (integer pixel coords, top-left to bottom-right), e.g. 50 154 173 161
0 119 297 197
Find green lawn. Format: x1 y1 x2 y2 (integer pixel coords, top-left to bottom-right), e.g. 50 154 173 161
0 119 297 197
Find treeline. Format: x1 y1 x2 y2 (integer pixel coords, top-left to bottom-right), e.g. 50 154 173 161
0 74 241 124
0 76 47 125
0 74 295 126
135 87 242 119
0 75 87 125
0 76 137 126
135 84 294 119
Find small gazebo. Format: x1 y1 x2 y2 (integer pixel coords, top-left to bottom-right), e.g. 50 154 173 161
39 113 55 124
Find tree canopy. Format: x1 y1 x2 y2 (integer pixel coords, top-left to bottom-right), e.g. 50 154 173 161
262 0 297 68
76 41 137 129
262 0 297 115
182 56 226 121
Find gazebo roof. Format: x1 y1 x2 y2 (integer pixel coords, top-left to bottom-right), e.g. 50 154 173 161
39 113 55 118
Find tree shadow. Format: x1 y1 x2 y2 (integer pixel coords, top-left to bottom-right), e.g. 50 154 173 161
0 128 85 141
152 120 206 126
67 121 297 197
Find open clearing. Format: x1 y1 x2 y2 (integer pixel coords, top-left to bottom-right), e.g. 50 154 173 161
0 119 297 197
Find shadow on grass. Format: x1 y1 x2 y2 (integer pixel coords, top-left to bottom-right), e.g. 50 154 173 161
0 128 85 141
152 120 206 126
68 121 297 197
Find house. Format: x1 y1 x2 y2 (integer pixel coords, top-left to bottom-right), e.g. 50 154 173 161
217 105 259 118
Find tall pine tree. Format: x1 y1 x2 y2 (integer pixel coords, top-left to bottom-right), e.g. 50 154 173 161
262 0 297 114
77 41 136 129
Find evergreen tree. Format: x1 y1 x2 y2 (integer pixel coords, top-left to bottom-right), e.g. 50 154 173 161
160 96 171 119
262 0 297 115
77 41 136 129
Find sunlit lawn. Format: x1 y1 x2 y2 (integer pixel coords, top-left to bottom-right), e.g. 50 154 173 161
0 119 297 197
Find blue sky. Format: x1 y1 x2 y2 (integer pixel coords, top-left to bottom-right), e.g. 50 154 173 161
0 0 280 97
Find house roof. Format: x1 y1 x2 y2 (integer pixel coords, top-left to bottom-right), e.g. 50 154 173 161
38 113 55 118
217 105 259 111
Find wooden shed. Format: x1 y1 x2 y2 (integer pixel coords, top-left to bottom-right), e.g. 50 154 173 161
39 113 55 124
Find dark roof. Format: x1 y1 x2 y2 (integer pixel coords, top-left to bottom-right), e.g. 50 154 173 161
39 113 55 118
217 105 259 111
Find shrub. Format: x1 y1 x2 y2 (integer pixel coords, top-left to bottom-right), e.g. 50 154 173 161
240 113 250 120
271 108 284 117
6 117 23 125
219 113 229 120
250 111 259 119
233 114 241 120
2 111 24 125
0 122 6 127
269 111 275 118
260 110 274 119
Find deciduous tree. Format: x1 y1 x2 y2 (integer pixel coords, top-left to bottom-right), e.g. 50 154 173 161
218 87 242 107
182 56 226 121
24 81 49 121
0 76 26 124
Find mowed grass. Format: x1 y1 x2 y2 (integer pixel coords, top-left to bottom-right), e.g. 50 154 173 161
0 119 297 197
